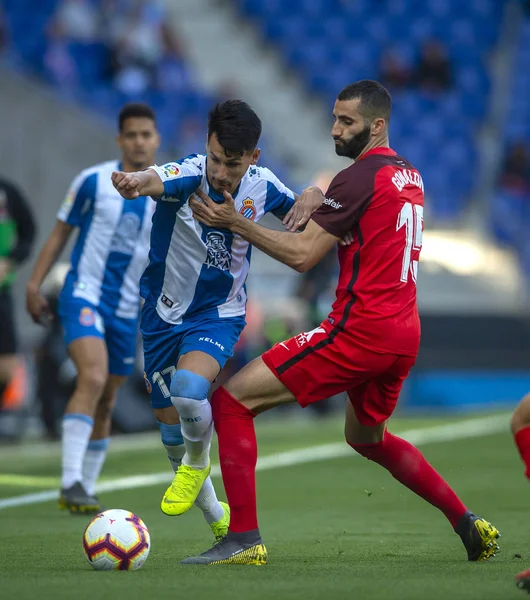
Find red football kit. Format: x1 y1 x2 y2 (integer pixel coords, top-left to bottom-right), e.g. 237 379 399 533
209 146 485 545
263 147 424 425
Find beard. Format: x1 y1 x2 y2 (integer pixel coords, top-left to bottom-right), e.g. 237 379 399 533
334 124 371 159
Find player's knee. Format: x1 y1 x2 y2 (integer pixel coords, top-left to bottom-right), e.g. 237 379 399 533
346 437 384 454
169 370 210 412
211 386 257 433
77 367 107 398
345 425 385 448
511 393 530 433
210 389 222 423
347 438 385 461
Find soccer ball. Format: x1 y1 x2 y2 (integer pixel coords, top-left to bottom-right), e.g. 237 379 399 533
82 509 150 571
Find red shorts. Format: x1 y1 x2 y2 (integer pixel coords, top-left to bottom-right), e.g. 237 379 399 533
262 325 416 426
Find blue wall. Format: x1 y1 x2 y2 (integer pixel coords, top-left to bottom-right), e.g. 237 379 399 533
403 371 530 413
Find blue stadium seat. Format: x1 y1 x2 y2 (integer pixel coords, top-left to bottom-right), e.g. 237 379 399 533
490 12 530 279
232 0 502 220
3 0 219 164
4 0 506 221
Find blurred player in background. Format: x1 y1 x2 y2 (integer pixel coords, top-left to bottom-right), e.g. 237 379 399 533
26 103 158 515
111 100 324 539
183 80 500 565
511 394 530 480
510 394 530 591
0 177 36 428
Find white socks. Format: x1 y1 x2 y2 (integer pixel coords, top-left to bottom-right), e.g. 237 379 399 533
165 371 224 523
169 370 213 470
61 413 93 490
171 396 213 470
195 477 225 524
83 438 109 495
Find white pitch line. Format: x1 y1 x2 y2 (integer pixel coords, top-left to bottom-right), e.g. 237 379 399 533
0 414 508 511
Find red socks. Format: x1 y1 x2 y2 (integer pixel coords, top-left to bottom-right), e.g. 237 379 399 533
211 386 258 533
211 385 469 533
514 426 530 480
350 432 467 528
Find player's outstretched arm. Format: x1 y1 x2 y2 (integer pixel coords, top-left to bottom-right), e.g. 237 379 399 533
111 169 164 200
26 220 73 324
191 189 340 273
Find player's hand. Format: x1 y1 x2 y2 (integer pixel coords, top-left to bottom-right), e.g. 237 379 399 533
0 258 13 286
111 170 143 199
339 232 354 246
190 189 239 229
26 282 52 325
283 186 324 232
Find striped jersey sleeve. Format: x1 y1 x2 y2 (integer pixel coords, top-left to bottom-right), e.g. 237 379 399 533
57 170 97 227
149 155 203 203
260 168 296 218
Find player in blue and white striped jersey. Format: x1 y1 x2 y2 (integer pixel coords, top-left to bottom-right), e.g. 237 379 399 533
112 100 324 525
26 104 160 515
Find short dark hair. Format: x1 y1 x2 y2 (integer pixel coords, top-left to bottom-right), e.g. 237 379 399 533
207 100 262 156
337 80 392 124
118 103 156 132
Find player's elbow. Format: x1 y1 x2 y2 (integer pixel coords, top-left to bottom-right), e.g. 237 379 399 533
291 243 317 272
292 254 313 273
291 260 307 273
292 260 306 273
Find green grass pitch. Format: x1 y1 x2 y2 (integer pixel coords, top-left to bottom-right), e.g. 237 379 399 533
0 413 528 600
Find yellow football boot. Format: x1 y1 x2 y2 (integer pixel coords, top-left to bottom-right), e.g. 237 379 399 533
456 511 500 562
161 462 211 516
181 532 267 565
210 502 230 541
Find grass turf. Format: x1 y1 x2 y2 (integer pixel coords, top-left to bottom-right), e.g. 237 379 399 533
0 413 527 600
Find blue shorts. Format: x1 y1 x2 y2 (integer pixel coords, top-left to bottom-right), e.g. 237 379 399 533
140 302 246 409
58 297 138 376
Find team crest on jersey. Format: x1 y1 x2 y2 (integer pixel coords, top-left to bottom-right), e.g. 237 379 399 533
204 232 232 271
239 198 257 221
79 307 95 327
143 372 152 394
163 164 180 178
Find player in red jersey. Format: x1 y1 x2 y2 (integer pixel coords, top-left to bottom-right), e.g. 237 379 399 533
182 80 500 565
511 394 530 482
511 395 530 592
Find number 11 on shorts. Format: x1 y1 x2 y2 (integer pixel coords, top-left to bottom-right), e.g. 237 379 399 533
397 202 423 284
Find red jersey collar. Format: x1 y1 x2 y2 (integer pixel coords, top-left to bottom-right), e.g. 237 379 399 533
357 147 396 161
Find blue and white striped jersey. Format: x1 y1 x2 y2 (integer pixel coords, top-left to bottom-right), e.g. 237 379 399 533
141 154 296 325
57 160 155 319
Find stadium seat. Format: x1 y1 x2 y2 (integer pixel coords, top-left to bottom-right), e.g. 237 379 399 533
2 0 219 172
489 12 530 278
235 0 504 220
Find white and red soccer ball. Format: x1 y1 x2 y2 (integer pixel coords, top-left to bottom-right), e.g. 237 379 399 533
83 509 150 571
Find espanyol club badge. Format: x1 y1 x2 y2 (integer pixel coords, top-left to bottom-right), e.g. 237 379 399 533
79 307 95 326
143 372 152 394
239 198 257 221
